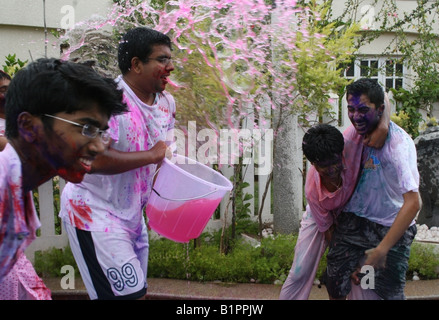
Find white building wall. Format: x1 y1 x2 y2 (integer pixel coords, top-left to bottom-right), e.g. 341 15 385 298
0 0 113 64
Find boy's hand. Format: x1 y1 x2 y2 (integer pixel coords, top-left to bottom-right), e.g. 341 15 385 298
324 225 335 244
364 247 387 269
149 140 168 164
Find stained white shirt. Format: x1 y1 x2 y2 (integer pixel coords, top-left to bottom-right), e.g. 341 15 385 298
59 76 176 234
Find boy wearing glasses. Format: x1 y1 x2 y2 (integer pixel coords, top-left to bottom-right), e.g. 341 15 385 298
60 27 175 300
0 58 127 299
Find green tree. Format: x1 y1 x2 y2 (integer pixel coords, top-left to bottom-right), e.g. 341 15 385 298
2 54 27 76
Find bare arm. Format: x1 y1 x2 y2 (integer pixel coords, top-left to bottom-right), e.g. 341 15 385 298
90 140 167 175
364 191 421 268
0 136 7 151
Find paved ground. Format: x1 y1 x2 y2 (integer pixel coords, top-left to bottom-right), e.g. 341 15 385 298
44 276 439 300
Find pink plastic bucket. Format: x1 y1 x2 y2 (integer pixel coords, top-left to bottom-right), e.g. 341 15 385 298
145 154 233 243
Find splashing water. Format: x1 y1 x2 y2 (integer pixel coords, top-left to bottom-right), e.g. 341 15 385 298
61 1 324 122
60 0 335 164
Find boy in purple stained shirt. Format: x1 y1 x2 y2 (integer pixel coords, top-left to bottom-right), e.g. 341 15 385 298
60 27 175 300
280 124 388 300
326 78 420 300
280 90 391 300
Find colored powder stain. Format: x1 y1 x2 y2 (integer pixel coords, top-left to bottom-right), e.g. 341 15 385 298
69 200 93 230
58 167 85 183
293 249 304 275
370 155 380 165
9 183 22 217
72 214 86 230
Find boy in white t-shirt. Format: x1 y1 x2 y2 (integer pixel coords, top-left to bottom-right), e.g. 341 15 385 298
60 27 175 300
325 78 420 300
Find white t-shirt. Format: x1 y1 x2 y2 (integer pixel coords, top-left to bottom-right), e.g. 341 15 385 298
343 122 419 227
59 76 176 234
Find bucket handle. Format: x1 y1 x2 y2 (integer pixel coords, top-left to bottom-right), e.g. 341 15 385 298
151 164 218 201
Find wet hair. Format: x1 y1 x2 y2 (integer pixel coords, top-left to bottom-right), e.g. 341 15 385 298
302 124 344 163
0 70 11 81
5 58 127 138
118 27 172 75
346 78 385 108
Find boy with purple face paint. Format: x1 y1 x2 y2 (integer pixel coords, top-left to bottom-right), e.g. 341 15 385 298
280 93 391 300
326 78 420 300
280 121 388 300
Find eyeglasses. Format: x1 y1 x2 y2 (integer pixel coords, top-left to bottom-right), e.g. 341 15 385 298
43 114 111 144
146 57 173 66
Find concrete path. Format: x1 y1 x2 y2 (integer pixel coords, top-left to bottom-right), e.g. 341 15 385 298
44 277 439 300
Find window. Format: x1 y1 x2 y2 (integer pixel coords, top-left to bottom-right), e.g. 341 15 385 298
385 59 404 91
340 57 405 92
360 59 379 79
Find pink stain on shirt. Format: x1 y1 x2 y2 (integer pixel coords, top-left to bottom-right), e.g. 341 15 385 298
68 199 93 230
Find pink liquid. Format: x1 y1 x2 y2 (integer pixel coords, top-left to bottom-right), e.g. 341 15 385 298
146 198 222 243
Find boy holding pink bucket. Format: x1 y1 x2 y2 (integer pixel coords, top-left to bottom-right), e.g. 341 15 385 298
60 27 175 300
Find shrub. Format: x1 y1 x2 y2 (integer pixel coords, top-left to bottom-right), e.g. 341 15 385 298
33 235 439 283
34 246 80 278
407 242 439 279
148 233 297 284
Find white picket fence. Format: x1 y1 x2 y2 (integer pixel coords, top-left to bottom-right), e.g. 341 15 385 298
25 92 404 262
24 154 274 263
25 178 69 263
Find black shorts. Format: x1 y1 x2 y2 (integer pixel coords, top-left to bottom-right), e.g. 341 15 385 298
325 212 416 300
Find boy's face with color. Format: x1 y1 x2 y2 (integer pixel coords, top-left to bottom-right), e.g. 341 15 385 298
347 93 383 136
313 153 343 180
34 104 109 183
139 44 174 94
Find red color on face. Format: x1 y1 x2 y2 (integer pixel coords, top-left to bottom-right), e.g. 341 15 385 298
144 45 174 93
57 167 86 184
